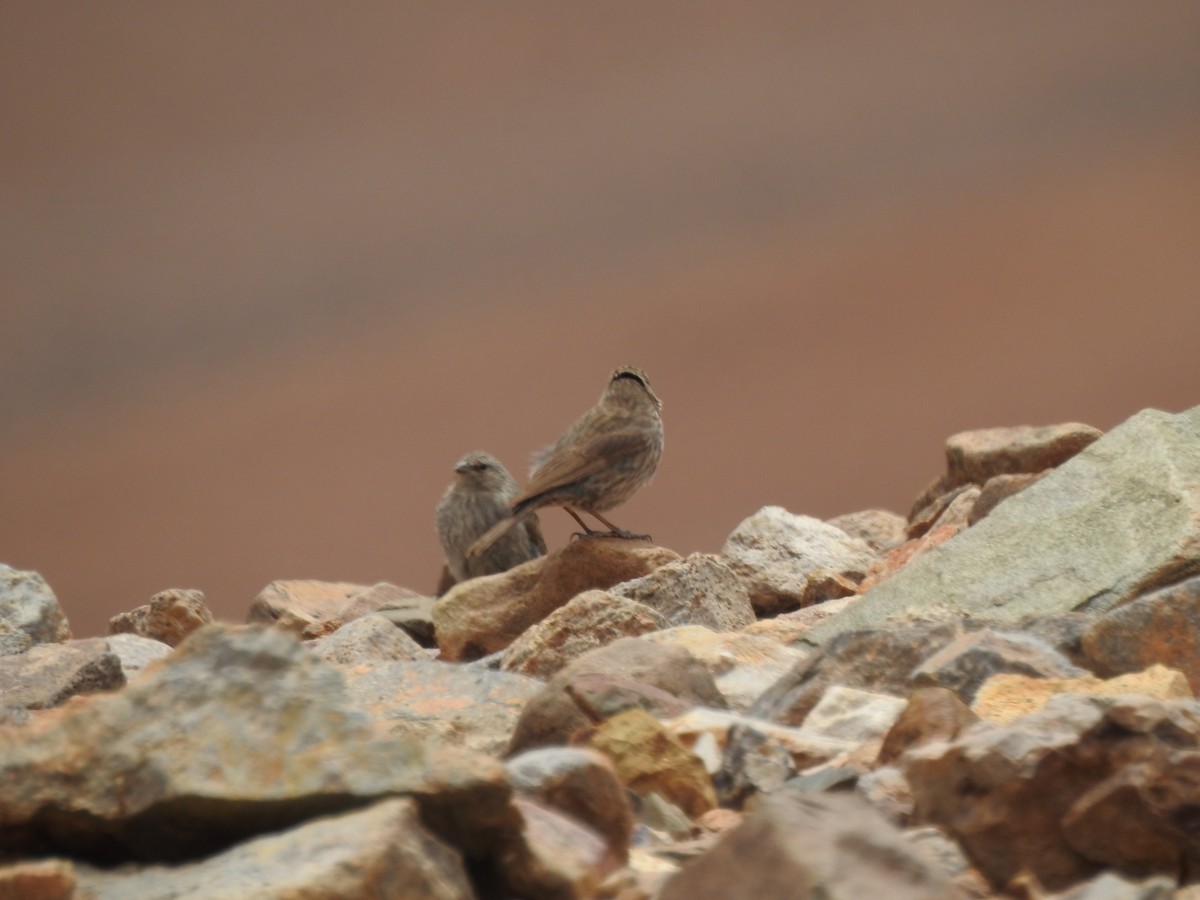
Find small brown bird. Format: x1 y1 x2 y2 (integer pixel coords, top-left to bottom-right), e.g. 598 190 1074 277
436 451 546 588
467 366 664 559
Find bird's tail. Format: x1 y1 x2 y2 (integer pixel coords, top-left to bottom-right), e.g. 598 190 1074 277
465 515 518 560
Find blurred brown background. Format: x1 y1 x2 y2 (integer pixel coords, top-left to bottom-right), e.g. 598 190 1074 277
2 4 1198 638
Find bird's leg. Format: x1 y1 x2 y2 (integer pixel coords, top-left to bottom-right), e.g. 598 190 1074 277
588 511 652 542
565 507 604 540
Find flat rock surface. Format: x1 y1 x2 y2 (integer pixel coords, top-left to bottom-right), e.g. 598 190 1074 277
806 406 1200 646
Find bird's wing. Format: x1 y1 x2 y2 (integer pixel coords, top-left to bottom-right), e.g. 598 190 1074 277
514 428 648 505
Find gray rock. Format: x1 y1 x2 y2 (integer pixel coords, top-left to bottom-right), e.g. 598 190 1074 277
73 798 473 899
0 564 70 657
658 792 956 900
807 406 1200 646
105 632 173 677
0 637 124 709
612 553 755 631
798 686 907 744
307 613 428 665
751 620 979 728
713 724 797 808
374 588 437 647
911 628 1086 703
721 506 877 616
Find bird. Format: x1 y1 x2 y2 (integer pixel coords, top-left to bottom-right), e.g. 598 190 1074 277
467 365 663 560
435 451 546 589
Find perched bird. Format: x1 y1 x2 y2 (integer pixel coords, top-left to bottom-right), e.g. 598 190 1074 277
436 451 546 588
467 366 663 559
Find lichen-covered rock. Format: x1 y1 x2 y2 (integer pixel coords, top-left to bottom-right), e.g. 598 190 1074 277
0 564 70 657
343 657 543 757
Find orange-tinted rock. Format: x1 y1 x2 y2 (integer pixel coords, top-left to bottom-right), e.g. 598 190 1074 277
878 687 979 765
433 539 680 662
584 708 716 819
108 588 213 647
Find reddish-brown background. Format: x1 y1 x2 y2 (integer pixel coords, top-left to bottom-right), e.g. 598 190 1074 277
3 4 1199 637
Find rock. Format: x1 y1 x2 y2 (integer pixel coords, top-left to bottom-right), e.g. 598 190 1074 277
505 796 620 900
104 633 173 678
911 628 1086 703
0 859 77 899
1018 612 1094 667
905 693 1200 890
583 708 717 819
1081 573 1200 692
969 472 1046 524
307 613 428 665
433 539 680 662
878 687 980 765
0 637 124 709
741 596 857 645
750 620 976 728
806 406 1200 646
500 590 667 679
856 765 915 826
658 792 955 900
108 588 213 647
72 798 473 900
903 826 992 898
373 587 437 647
508 637 726 755
0 564 70 657
610 553 755 632
858 524 963 591
972 664 1191 724
721 506 877 616
641 625 807 712
945 422 1102 487
922 485 982 535
826 509 908 553
799 686 907 744
506 747 634 863
558 673 695 723
1048 872 1176 899
343 657 543 758
634 792 697 840
665 708 857 776
713 723 797 808
782 766 859 795
0 624 523 875
246 579 409 639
